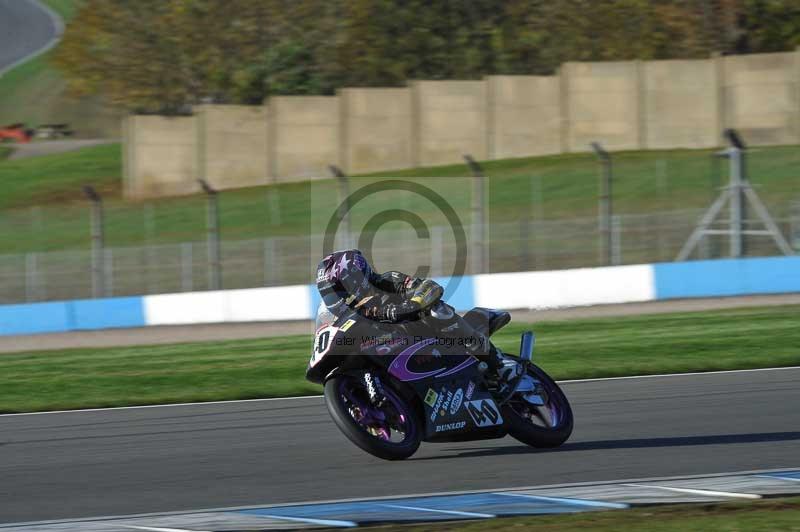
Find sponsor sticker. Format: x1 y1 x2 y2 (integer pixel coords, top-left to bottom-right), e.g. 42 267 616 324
439 389 454 416
435 421 466 432
339 319 356 332
430 387 447 422
465 381 476 400
449 388 464 415
465 399 503 427
424 388 438 407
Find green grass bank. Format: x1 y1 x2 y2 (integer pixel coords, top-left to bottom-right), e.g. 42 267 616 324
1 304 798 413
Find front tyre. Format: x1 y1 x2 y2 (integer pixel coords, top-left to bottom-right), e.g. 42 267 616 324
502 362 573 448
324 374 421 460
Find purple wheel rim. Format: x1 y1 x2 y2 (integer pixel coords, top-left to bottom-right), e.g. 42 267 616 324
508 369 566 430
338 376 416 443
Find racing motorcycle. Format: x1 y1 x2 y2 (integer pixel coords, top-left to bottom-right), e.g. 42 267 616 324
306 301 573 460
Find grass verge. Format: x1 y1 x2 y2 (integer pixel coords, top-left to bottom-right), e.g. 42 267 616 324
360 496 800 532
0 304 798 413
0 145 13 161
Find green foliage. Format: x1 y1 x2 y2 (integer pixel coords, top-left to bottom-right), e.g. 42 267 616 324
52 0 800 112
741 0 800 52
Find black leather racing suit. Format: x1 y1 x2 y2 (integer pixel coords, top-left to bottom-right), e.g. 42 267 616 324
326 271 495 362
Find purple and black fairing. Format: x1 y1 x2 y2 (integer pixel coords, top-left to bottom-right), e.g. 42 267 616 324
306 302 511 442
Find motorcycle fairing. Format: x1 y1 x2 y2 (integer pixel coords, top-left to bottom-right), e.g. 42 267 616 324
410 376 506 441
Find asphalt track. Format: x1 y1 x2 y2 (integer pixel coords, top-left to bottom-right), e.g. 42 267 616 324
1 367 798 524
0 0 61 76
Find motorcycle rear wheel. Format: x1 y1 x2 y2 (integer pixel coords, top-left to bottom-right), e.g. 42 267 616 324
324 373 421 460
502 362 573 448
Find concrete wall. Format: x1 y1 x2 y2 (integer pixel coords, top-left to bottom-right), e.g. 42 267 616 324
123 49 800 196
643 59 719 149
413 80 488 167
487 76 561 158
340 88 413 174
197 105 269 188
722 51 800 146
562 61 642 152
269 96 339 181
124 115 197 197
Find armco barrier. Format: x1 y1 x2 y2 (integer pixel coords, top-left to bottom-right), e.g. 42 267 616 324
0 257 797 337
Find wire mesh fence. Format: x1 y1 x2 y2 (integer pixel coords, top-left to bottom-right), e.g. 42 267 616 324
2 207 798 305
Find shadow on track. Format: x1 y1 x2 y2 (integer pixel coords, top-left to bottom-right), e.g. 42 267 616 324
416 431 800 460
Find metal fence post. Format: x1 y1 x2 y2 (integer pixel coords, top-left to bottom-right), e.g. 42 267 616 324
590 142 613 266
263 237 275 285
611 215 622 265
181 242 193 292
25 252 37 302
267 189 282 226
104 248 114 296
464 154 487 274
198 180 222 290
82 186 105 298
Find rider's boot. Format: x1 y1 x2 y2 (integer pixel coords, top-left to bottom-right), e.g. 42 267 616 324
485 347 523 392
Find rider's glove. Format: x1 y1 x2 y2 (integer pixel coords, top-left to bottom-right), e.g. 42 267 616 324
408 279 443 311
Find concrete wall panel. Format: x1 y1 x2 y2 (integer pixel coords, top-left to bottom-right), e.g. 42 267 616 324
488 76 561 158
564 61 641 152
126 115 198 197
271 96 339 181
644 59 719 149
414 81 487 166
722 52 799 145
198 105 269 188
340 88 413 174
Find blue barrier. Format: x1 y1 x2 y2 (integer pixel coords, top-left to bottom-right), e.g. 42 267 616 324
0 297 145 337
71 297 146 330
0 301 72 336
653 256 800 300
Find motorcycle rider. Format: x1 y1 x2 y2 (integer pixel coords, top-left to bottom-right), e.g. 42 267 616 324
315 249 521 386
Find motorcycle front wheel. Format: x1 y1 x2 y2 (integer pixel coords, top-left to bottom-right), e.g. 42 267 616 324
502 361 573 448
324 373 421 460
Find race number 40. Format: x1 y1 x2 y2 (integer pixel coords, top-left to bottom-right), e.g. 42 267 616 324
465 399 503 427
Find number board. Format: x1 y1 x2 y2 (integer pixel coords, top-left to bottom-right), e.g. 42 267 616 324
465 399 503 427
310 325 338 367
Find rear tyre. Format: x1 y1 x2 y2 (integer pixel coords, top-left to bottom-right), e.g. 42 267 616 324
324 374 421 460
502 362 573 448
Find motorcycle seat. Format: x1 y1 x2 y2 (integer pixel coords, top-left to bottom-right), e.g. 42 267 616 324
463 307 511 337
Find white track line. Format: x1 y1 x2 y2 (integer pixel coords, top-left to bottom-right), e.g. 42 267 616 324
1 365 798 417
498 492 628 508
122 527 209 532
381 504 495 518
623 484 761 499
755 474 800 482
244 514 357 528
559 365 800 384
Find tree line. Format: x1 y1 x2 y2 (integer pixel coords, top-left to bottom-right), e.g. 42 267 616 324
54 0 800 113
